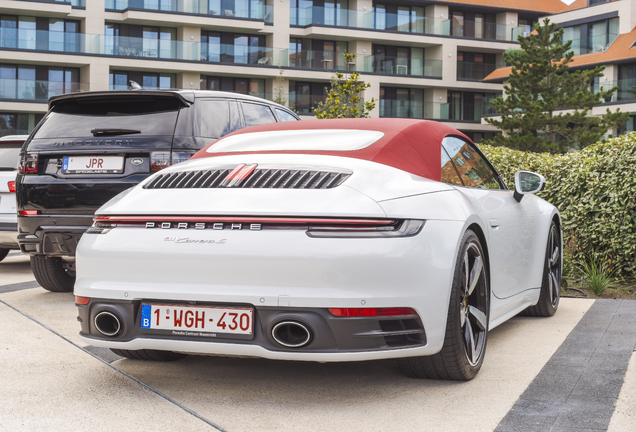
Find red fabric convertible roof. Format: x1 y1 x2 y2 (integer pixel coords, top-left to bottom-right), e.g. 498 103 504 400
192 118 471 181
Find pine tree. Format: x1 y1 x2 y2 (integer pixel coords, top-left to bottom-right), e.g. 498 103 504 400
314 52 376 119
484 18 628 153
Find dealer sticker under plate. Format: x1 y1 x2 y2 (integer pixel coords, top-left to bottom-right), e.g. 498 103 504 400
141 304 253 335
62 156 124 174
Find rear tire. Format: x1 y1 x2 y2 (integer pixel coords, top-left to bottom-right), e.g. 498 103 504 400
0 249 9 262
30 256 76 292
522 221 561 317
398 230 490 380
110 349 187 362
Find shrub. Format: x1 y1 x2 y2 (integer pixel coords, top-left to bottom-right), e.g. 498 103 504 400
579 255 616 296
480 133 636 273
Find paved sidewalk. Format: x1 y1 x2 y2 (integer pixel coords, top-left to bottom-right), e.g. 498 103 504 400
1 253 635 432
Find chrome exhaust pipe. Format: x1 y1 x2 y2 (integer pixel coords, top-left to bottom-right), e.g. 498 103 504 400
94 311 122 337
272 321 312 348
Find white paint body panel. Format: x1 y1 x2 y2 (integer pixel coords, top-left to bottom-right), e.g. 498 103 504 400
76 153 560 361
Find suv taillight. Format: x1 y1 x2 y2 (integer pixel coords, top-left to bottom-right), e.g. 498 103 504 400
8 181 15 192
150 151 196 172
19 153 38 174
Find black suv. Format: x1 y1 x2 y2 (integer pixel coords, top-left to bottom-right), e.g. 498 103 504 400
16 89 299 292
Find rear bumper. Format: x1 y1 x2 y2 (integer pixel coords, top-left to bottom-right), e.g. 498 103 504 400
18 214 92 256
0 222 18 249
77 299 428 361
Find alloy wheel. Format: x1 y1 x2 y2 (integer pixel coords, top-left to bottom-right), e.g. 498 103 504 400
459 243 488 366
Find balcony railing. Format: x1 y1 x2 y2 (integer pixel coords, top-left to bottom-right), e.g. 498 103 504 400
291 7 527 41
594 79 636 102
106 0 273 23
105 36 199 60
362 56 442 77
0 79 88 101
202 44 287 66
18 0 86 6
380 99 496 121
457 61 499 80
288 49 350 71
568 33 619 56
0 29 101 53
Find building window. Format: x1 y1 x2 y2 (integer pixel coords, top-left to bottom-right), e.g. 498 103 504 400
563 18 618 55
379 87 424 118
289 80 328 115
291 0 348 27
618 115 636 135
371 44 426 76
448 91 497 122
201 31 266 64
200 76 265 98
0 112 43 137
618 64 636 101
289 38 348 70
105 23 177 58
457 52 497 80
372 3 424 33
110 71 175 90
0 64 79 101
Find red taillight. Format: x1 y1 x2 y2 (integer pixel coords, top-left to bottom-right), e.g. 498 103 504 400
19 153 38 174
20 210 41 216
150 151 170 172
328 308 417 317
7 181 15 193
75 296 90 305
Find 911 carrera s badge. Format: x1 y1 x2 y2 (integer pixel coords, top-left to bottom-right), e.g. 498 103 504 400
164 236 226 244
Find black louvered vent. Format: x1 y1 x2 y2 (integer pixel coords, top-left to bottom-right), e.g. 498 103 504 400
144 165 352 190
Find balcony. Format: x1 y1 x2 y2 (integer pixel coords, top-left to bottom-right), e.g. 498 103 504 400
457 61 499 80
380 99 496 121
363 56 442 77
0 79 88 102
106 0 273 23
0 29 101 54
291 7 527 41
569 33 619 56
288 49 351 71
594 79 636 102
202 44 287 66
16 0 85 6
106 36 199 60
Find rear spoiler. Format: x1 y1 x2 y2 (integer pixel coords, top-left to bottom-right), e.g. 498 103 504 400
48 90 195 109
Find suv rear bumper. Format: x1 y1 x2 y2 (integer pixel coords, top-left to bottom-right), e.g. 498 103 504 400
18 214 92 256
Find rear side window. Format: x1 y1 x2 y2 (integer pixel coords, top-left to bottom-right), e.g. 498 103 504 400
242 103 277 127
442 137 502 190
33 97 182 139
0 141 22 170
441 146 463 186
275 108 298 122
198 100 230 139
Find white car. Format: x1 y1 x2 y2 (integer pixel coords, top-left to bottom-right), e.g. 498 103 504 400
0 135 28 261
75 119 561 380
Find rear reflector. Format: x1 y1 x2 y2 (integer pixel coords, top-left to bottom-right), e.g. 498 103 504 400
20 210 40 216
328 308 417 317
7 181 15 193
75 296 90 305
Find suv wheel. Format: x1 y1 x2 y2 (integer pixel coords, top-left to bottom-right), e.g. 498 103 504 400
30 256 76 292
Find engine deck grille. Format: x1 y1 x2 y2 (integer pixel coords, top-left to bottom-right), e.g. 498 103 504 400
144 165 352 190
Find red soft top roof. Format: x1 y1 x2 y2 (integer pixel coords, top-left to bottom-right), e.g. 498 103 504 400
191 118 471 181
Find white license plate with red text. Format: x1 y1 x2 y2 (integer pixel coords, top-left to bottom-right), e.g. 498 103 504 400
62 156 124 174
140 304 253 335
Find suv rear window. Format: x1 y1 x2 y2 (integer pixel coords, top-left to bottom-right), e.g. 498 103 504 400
0 144 21 170
32 96 182 139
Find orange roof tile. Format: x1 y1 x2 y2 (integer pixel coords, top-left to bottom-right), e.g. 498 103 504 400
439 0 586 14
483 26 636 82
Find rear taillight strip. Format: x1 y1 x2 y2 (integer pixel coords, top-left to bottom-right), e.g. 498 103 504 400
94 215 397 226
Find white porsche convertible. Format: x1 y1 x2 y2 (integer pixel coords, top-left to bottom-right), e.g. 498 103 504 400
75 118 561 381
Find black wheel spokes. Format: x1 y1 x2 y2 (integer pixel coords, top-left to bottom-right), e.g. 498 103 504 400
548 227 561 307
460 244 488 366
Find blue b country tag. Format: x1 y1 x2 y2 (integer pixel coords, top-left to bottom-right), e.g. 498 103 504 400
141 304 151 328
62 157 69 171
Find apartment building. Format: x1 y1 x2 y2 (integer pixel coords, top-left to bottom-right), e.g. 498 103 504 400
484 0 636 136
0 0 581 142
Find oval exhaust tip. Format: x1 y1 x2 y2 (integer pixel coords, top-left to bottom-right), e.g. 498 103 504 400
94 311 122 337
272 321 312 348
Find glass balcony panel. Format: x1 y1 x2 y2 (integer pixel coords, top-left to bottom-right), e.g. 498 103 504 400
362 56 441 77
457 61 498 80
0 29 101 54
200 44 286 66
0 79 88 101
105 35 198 60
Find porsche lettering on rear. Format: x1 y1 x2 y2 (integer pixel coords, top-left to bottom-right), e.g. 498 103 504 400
146 222 262 230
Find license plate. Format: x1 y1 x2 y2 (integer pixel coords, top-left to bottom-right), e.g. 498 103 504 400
140 304 253 335
62 156 124 174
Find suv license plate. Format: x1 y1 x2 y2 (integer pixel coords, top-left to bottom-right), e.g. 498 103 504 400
140 304 253 335
62 156 124 174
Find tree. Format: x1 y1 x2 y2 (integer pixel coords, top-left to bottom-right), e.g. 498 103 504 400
314 52 376 119
484 18 628 153
272 62 287 107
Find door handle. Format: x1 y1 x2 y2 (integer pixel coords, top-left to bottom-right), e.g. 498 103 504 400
489 218 500 228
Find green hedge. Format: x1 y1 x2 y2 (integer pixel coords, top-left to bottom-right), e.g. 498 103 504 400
480 133 636 272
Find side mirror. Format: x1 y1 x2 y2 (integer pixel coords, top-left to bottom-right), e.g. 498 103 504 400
513 171 545 202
